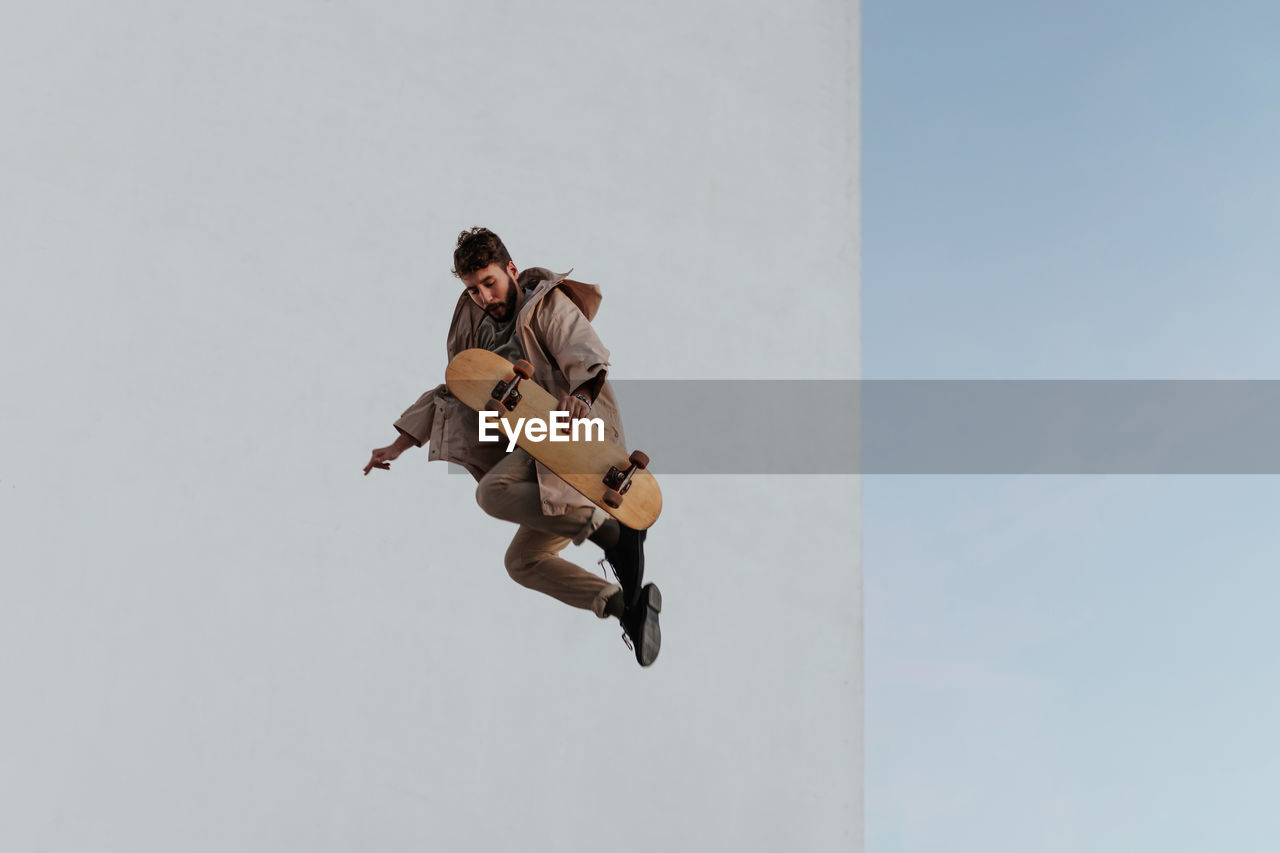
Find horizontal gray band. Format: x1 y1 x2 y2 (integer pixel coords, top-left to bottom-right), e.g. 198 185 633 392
601 380 1280 474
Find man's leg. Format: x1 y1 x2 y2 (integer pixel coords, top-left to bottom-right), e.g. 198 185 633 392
477 450 622 617
476 449 609 544
504 525 623 617
477 448 659 664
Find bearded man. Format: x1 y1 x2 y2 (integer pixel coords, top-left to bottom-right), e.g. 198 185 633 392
364 227 661 667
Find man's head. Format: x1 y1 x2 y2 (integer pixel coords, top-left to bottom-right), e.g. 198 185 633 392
452 227 519 321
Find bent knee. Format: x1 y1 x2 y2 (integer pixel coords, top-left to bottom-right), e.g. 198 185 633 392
503 543 557 585
475 478 504 518
504 537 544 570
504 552 541 587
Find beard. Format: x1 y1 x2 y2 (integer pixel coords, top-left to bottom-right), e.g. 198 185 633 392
485 273 519 320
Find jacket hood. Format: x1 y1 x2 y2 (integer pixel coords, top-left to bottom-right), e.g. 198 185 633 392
518 267 602 321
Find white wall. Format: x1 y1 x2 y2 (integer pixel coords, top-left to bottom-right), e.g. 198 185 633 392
0 2 860 850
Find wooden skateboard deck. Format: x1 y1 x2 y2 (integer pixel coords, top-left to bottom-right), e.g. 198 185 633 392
445 348 662 530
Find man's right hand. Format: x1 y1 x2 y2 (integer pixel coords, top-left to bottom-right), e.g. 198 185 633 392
363 433 416 475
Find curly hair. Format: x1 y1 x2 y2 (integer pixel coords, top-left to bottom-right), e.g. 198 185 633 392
451 227 513 278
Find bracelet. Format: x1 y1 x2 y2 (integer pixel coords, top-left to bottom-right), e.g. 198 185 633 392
573 393 593 411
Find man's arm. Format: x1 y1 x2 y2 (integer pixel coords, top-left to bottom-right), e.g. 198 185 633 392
364 383 444 475
533 289 611 402
363 431 417 475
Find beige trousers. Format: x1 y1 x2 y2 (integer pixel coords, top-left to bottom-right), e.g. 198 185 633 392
475 449 619 617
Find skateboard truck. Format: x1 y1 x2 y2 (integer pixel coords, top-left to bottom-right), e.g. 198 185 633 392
486 359 535 413
602 450 650 508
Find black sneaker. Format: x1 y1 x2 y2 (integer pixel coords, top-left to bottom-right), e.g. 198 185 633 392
603 525 646 607
620 583 661 667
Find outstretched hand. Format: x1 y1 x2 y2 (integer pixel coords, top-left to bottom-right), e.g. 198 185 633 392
363 443 404 475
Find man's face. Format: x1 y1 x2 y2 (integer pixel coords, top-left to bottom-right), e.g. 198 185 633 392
461 261 519 321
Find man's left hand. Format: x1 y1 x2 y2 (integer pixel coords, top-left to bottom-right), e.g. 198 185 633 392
557 394 593 435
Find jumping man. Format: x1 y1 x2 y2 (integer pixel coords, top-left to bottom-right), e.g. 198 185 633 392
363 227 661 666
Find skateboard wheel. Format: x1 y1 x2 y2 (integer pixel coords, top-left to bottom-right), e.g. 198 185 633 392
513 359 533 379
603 489 623 509
628 450 650 469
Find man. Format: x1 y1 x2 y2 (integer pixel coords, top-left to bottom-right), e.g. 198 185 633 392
363 227 661 667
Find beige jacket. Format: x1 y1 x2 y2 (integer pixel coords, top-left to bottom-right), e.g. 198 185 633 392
394 268 626 516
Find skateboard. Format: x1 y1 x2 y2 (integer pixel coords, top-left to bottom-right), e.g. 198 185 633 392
445 348 662 530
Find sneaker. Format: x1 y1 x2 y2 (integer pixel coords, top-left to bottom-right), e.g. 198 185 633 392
620 583 661 667
604 525 646 607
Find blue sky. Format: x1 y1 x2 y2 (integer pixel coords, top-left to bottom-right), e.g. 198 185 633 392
863 2 1280 850
865 0 1280 381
